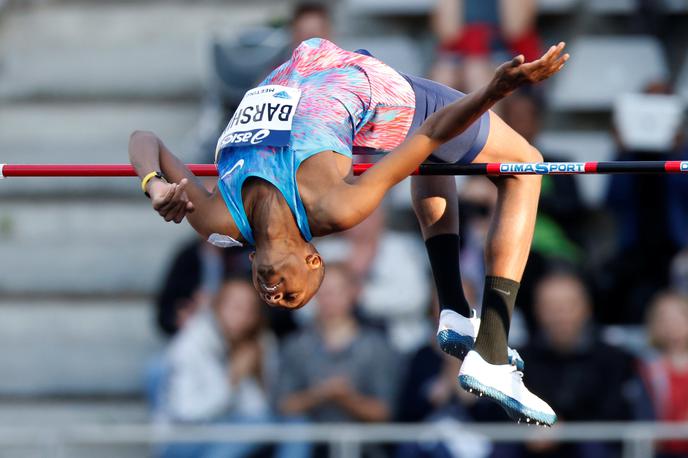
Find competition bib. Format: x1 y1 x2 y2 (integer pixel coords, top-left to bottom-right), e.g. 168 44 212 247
215 85 301 162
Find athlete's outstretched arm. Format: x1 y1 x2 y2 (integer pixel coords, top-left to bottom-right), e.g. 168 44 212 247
128 131 219 234
320 42 569 231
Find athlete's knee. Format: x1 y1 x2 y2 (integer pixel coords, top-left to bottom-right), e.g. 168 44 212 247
513 145 543 164
527 146 544 164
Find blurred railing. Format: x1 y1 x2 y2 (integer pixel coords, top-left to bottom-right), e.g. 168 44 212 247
1 422 687 458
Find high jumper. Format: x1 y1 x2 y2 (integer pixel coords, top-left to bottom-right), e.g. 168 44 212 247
127 38 568 425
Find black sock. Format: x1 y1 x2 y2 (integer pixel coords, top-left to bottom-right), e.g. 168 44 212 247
424 234 471 317
474 276 519 365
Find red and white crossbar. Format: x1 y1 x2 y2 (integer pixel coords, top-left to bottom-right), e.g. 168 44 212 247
1 161 687 178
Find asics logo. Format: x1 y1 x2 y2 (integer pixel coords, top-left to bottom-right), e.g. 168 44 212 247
222 129 270 146
221 159 244 180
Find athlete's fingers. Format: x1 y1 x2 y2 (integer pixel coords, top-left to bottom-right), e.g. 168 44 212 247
547 43 567 66
162 205 177 222
542 45 557 61
172 203 188 224
510 54 525 67
153 183 176 211
160 183 186 213
168 200 187 223
185 200 195 213
527 42 565 73
158 190 179 214
546 53 569 76
543 42 565 63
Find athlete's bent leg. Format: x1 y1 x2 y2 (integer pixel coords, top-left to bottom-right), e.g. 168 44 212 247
470 111 542 366
458 111 556 426
411 176 471 318
413 176 484 360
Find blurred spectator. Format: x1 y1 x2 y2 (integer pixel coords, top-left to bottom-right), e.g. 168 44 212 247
156 237 252 337
154 277 305 458
277 263 398 457
430 0 541 91
518 270 648 458
640 291 688 457
315 206 431 354
601 84 688 323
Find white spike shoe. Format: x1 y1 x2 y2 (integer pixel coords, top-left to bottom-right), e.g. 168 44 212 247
458 350 557 426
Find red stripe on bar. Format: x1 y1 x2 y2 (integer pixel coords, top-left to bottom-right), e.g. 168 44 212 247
665 161 683 173
585 162 598 173
486 163 501 175
2 164 219 177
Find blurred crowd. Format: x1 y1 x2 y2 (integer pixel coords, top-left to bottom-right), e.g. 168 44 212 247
145 1 688 458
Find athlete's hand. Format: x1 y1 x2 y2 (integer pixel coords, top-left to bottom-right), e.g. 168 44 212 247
149 178 195 224
491 42 569 98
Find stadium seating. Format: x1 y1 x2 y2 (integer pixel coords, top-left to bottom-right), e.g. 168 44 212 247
0 3 283 100
343 0 580 15
675 50 688 101
584 0 637 14
548 36 669 111
0 202 193 294
585 0 688 14
0 300 160 395
337 36 426 77
0 103 201 196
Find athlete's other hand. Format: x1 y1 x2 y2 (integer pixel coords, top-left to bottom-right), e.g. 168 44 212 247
491 42 569 98
149 178 195 224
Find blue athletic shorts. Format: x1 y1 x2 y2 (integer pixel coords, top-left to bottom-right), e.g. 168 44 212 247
401 74 490 164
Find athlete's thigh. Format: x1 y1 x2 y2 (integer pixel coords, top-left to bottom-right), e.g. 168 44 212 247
472 111 541 164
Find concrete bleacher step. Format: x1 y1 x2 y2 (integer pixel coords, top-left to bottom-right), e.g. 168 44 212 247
0 200 195 294
0 299 161 395
676 49 688 102
549 36 669 111
0 400 149 458
343 0 580 15
0 2 287 100
0 102 203 196
337 36 426 77
0 443 147 458
585 0 688 14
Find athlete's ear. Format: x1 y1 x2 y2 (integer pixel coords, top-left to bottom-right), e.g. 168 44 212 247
249 251 256 262
305 253 322 270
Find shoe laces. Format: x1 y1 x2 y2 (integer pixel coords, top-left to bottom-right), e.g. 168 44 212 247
507 348 522 362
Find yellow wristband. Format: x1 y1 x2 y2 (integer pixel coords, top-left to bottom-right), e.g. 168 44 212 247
141 171 163 197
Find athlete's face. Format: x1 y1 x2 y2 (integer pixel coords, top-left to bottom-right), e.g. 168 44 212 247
250 244 324 310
